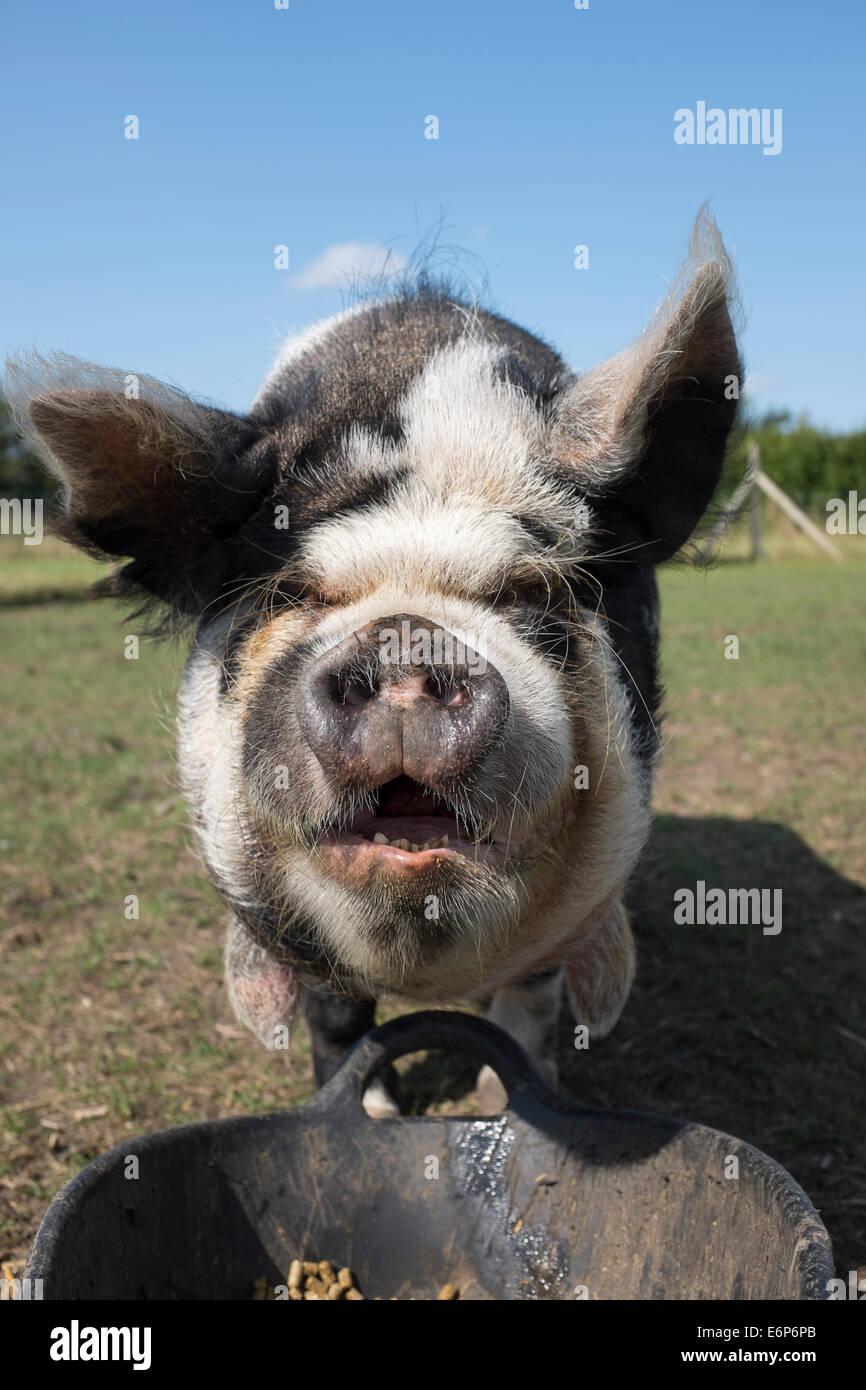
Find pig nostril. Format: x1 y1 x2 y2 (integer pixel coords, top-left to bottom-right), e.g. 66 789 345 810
330 674 379 707
425 674 466 707
345 684 374 706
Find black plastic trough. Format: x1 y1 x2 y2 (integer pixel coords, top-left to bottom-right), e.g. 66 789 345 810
25 1010 833 1300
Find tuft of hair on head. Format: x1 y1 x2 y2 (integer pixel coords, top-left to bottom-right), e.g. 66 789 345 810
338 213 493 321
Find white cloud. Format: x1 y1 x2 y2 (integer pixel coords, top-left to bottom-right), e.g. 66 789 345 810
287 241 409 291
744 372 785 393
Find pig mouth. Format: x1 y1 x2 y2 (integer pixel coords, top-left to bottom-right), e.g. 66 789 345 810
315 775 513 869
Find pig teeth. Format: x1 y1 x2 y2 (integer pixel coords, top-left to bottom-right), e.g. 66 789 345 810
370 832 451 851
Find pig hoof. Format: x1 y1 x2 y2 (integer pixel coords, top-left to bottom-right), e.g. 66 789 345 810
476 1055 558 1114
361 1077 401 1119
476 1064 509 1115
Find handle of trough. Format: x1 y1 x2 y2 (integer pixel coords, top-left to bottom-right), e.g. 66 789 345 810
317 1009 548 1115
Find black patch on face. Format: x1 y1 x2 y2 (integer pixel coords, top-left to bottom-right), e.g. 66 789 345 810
502 497 661 765
490 536 660 768
232 900 364 996
241 634 322 791
514 608 576 673
378 411 406 446
523 559 661 767
534 459 592 504
224 465 412 595
491 350 565 407
290 464 410 529
588 562 662 765
213 610 261 696
511 514 562 551
251 286 567 448
200 287 569 612
252 293 467 440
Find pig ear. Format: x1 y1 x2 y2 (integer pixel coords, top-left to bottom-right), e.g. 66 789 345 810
5 353 277 616
225 917 302 1050
554 212 742 563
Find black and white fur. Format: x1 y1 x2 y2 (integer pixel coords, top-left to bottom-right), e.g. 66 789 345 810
7 211 741 1111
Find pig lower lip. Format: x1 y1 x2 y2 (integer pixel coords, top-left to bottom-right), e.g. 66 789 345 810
308 775 514 869
315 829 508 869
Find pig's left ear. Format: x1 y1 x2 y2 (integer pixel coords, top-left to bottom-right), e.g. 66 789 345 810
553 215 742 563
225 917 302 1051
6 355 278 616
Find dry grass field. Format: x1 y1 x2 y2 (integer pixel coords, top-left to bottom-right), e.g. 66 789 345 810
1 525 864 1281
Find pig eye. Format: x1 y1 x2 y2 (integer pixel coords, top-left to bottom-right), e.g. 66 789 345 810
293 585 335 609
492 581 553 609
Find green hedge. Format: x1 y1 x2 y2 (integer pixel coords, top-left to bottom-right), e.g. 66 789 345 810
728 410 866 514
0 398 58 502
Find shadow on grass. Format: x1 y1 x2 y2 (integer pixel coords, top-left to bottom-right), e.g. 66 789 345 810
394 814 864 1269
559 814 865 1273
0 587 92 607
394 1047 482 1115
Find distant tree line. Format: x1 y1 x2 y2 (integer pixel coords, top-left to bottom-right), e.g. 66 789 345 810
728 408 866 511
0 396 59 503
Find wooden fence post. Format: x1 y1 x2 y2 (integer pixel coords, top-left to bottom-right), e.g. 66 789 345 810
748 442 762 561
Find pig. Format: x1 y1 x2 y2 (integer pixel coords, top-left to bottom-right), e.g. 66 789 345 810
7 210 740 1114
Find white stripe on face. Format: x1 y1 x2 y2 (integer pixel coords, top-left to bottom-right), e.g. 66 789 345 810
396 339 583 518
297 492 539 602
294 340 590 601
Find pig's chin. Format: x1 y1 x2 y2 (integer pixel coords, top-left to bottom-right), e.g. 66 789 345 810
312 775 515 886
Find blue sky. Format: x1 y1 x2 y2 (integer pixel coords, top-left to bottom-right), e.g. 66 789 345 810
2 0 864 431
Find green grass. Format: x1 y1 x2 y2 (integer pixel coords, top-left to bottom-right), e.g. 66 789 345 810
0 534 864 1278
656 554 866 879
0 534 103 604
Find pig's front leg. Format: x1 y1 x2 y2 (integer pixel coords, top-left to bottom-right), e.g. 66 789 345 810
477 967 563 1114
476 897 635 1113
304 985 400 1119
225 919 398 1117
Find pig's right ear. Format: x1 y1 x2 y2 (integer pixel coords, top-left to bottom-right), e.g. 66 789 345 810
6 354 278 617
552 210 742 564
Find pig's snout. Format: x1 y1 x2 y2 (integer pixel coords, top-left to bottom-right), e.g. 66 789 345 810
297 614 509 791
